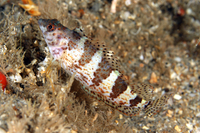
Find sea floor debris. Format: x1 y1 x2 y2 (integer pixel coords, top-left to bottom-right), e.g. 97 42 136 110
0 0 199 132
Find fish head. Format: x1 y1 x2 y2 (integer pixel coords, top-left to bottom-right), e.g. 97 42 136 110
38 19 68 45
38 19 70 59
38 19 64 33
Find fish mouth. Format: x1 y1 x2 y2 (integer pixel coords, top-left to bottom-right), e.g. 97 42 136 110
38 19 48 34
38 19 44 26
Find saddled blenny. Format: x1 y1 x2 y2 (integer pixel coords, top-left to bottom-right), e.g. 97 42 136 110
38 19 169 117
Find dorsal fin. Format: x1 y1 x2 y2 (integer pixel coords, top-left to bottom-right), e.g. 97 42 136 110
90 39 121 71
104 50 120 71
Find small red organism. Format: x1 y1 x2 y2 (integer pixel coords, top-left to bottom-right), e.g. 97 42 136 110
178 7 185 16
0 72 7 91
78 9 85 18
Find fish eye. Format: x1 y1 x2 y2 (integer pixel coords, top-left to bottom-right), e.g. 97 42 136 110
47 24 55 31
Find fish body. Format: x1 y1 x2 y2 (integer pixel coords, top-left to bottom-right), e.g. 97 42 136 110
38 19 169 116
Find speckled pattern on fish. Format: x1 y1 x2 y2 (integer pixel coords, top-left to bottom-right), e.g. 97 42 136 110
38 19 169 116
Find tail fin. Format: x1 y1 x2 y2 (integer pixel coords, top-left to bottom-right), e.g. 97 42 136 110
131 83 170 117
144 94 170 116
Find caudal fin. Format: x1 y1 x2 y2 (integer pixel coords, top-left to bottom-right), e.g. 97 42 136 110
115 83 170 117
144 94 170 116
131 83 170 116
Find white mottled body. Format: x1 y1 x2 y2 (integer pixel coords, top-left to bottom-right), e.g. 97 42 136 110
38 19 169 116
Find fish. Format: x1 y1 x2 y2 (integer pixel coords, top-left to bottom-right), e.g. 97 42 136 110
38 19 169 116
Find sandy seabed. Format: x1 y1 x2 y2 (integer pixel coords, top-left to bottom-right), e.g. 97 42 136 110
0 0 199 132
